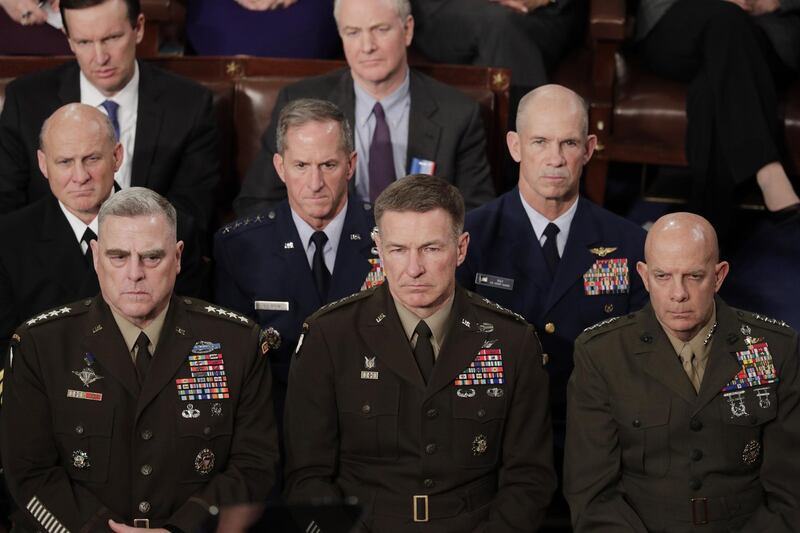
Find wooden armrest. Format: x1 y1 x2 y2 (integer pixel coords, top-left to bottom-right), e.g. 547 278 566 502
590 0 627 41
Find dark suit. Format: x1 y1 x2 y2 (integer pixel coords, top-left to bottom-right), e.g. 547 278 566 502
565 298 800 532
0 60 220 233
457 192 648 443
0 195 211 356
1 295 279 532
213 198 379 430
234 68 494 215
284 284 556 532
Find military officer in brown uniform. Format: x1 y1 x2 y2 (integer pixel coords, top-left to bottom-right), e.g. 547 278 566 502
284 175 556 532
564 212 800 532
1 188 279 532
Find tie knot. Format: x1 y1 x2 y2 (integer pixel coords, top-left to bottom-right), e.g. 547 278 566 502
543 222 559 240
100 99 119 115
136 331 151 358
373 102 386 119
414 320 432 340
311 230 328 248
82 227 97 245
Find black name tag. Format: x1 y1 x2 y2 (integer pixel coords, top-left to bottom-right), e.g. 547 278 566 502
475 273 514 290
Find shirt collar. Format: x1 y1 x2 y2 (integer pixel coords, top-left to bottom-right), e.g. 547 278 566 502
663 303 718 363
80 61 139 110
394 292 455 352
519 191 579 243
354 68 411 128
58 200 99 244
290 200 349 255
110 301 170 356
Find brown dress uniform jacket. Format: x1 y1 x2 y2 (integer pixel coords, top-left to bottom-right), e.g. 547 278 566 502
564 297 800 532
1 295 279 532
284 284 556 532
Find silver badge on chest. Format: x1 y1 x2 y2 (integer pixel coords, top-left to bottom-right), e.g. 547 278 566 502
723 391 748 418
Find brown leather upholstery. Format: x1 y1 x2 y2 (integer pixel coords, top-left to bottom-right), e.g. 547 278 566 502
0 56 510 222
586 0 800 204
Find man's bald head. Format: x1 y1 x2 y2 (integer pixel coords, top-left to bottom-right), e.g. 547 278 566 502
645 212 720 265
516 84 589 137
37 103 123 225
40 103 117 153
637 212 729 342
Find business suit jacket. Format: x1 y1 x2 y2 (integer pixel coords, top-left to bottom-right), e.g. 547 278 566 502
0 195 211 356
564 298 800 532
213 198 379 423
457 192 647 441
1 295 279 532
284 284 556 532
0 60 220 232
234 68 494 215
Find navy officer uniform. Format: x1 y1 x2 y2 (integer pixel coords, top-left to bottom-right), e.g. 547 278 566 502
0 295 279 532
457 190 648 444
213 196 381 430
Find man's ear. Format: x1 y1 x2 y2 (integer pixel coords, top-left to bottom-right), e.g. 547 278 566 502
636 261 650 292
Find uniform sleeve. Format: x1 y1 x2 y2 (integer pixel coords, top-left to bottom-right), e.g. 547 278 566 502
233 88 291 217
166 324 279 532
1 332 124 532
452 101 495 211
735 333 800 531
0 82 33 211
163 88 220 236
283 321 345 502
563 341 648 532
480 326 557 532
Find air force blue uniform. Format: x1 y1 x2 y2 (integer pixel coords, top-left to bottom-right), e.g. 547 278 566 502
213 198 379 425
457 191 648 443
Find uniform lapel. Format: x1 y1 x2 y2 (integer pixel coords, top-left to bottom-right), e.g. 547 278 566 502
693 299 747 415
406 71 440 173
359 284 426 390
137 297 195 418
506 190 548 295
634 305 698 405
274 202 322 309
40 198 98 297
328 200 375 300
425 288 485 398
545 198 599 313
82 297 140 399
131 62 162 187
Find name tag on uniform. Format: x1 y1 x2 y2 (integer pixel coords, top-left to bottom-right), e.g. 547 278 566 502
475 273 514 291
254 300 290 312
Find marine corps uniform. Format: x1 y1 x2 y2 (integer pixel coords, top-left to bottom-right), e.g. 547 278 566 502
457 192 647 443
214 198 382 432
284 284 556 532
1 295 279 532
564 297 800 532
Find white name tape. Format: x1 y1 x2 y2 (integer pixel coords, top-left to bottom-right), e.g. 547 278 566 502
255 300 290 312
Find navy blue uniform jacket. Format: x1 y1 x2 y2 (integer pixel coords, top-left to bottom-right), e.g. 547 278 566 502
457 191 648 441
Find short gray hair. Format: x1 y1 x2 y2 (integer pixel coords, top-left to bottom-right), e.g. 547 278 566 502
98 187 177 239
275 98 354 155
374 174 465 240
333 0 411 25
39 103 116 152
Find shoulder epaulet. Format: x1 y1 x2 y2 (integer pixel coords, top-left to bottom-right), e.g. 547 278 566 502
581 313 636 339
466 291 527 324
218 212 274 236
184 298 253 327
309 287 377 322
741 310 794 335
21 300 89 329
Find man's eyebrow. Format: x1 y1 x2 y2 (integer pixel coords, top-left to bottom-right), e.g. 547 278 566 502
104 248 130 256
140 249 166 258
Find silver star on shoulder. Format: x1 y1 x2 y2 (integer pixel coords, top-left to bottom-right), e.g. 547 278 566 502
237 315 249 323
205 305 217 313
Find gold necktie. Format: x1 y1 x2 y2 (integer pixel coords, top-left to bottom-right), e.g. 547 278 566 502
680 345 701 393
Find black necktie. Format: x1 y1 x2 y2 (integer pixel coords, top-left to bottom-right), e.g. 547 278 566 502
82 227 97 267
311 231 330 300
413 320 435 383
542 222 560 276
135 331 152 384
100 99 120 141
368 102 395 203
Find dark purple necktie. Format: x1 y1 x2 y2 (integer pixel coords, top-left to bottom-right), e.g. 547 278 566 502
100 100 120 141
368 102 395 203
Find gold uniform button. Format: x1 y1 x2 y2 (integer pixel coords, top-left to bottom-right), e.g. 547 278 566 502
544 322 556 334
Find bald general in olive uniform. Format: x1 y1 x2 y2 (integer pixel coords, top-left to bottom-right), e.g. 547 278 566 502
565 213 800 532
284 176 556 532
1 188 278 533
